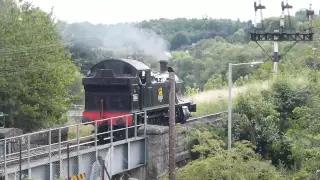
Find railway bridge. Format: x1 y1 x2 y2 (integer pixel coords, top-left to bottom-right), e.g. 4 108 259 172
0 109 225 180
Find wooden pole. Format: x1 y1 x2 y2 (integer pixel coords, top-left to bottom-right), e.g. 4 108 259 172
168 67 176 180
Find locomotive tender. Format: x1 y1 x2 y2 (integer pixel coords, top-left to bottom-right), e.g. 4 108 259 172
81 58 196 142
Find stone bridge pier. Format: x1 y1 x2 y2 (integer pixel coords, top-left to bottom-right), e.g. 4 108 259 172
121 113 225 180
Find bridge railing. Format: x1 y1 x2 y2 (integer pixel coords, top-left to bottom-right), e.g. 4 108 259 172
0 111 148 179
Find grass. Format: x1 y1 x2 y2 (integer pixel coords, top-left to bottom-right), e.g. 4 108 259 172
184 80 271 117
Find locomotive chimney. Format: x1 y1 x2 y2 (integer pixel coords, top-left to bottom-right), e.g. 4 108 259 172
159 60 168 73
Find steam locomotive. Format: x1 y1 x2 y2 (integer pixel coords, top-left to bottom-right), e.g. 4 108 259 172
81 58 196 143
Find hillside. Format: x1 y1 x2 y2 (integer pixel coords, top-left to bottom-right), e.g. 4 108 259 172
60 12 319 94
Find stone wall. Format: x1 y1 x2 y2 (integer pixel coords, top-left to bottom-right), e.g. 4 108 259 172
138 112 226 180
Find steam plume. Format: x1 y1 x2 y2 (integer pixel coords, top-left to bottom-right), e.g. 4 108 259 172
62 22 170 61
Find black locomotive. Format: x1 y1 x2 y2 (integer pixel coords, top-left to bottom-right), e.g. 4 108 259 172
81 58 196 142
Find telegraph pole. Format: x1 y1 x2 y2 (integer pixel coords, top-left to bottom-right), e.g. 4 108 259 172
168 66 176 180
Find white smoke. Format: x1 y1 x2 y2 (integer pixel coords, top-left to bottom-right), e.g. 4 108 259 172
62 22 170 61
100 23 170 61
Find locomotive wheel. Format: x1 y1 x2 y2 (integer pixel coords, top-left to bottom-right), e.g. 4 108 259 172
176 107 185 124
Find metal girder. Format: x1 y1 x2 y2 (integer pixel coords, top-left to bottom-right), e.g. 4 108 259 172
250 32 314 41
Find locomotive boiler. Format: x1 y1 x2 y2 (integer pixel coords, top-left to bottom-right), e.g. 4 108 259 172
81 58 196 143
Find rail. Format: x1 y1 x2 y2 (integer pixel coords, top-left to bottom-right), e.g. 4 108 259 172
187 111 227 123
0 111 148 176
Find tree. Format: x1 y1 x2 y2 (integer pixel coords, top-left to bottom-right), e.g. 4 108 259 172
233 89 280 157
170 31 190 50
0 0 78 132
204 74 225 90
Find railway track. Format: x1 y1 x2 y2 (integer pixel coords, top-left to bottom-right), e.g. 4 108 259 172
187 111 227 123
0 111 226 168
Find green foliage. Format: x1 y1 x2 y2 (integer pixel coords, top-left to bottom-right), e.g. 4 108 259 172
181 68 320 177
136 18 249 49
188 126 225 159
234 89 280 147
184 86 200 97
0 0 78 132
252 61 274 80
204 74 226 90
234 75 251 86
69 71 85 104
177 128 284 180
230 71 320 176
170 31 190 50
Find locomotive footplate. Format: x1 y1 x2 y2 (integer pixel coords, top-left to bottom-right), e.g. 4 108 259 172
142 102 196 112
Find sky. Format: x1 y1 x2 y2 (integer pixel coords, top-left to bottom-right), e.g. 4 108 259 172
26 0 320 24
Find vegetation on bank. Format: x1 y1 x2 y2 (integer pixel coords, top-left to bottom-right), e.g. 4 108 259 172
175 51 320 179
171 16 320 178
173 67 320 179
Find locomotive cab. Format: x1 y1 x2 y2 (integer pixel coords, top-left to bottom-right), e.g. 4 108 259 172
82 59 150 127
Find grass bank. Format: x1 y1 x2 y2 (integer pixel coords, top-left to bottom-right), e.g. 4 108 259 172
185 80 271 117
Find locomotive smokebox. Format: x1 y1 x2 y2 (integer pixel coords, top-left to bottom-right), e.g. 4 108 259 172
159 60 168 73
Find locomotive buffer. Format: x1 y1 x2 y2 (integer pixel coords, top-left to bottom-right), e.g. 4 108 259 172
250 0 315 73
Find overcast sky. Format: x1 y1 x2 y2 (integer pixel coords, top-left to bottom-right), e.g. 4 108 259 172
26 0 320 24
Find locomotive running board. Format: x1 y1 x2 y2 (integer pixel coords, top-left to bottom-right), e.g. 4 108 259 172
138 102 196 112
